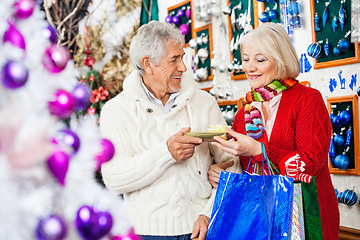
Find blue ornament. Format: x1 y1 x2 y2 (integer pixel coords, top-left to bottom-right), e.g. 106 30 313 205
333 46 341 56
266 0 276 2
344 127 352 147
329 112 335 122
332 16 338 32
324 39 330 56
335 189 338 196
303 54 312 72
343 190 358 206
299 54 304 73
290 15 302 28
339 38 350 52
329 137 336 166
357 86 360 97
259 12 270 22
307 42 321 58
323 2 329 28
334 154 349 170
334 133 345 146
268 10 278 20
332 115 341 127
288 1 301 16
339 109 351 125
339 0 346 31
314 12 321 32
279 0 287 5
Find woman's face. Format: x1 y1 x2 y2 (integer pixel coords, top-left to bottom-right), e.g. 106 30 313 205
242 44 278 89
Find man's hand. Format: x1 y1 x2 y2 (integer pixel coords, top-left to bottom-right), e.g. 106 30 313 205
208 161 234 188
166 127 202 161
191 215 210 240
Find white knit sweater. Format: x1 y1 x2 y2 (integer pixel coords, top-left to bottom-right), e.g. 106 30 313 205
100 70 241 236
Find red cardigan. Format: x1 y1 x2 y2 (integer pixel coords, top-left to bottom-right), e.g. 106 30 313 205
232 83 339 240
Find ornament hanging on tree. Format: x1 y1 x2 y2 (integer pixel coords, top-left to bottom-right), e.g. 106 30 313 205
55 129 81 154
1 59 29 89
72 83 92 111
47 149 70 186
36 214 67 240
95 138 115 170
12 0 36 20
42 44 70 74
48 89 75 119
3 21 26 50
43 24 58 44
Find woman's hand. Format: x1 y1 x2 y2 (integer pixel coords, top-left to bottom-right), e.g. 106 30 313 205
211 128 262 157
208 161 234 188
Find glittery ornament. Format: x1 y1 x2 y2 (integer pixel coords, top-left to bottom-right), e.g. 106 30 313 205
48 89 75 119
13 0 36 19
36 214 67 240
95 138 115 170
334 154 349 170
47 149 70 186
1 60 29 89
42 44 70 74
3 21 26 50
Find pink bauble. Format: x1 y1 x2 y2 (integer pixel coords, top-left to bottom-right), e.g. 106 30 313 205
179 24 190 35
111 228 140 240
3 21 26 50
95 138 115 170
185 8 191 18
13 0 36 19
48 89 75 119
42 44 70 74
47 149 70 186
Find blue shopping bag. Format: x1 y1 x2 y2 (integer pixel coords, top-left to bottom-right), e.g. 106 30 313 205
206 171 294 240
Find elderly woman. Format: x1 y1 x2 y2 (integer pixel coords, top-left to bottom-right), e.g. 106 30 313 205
209 22 339 240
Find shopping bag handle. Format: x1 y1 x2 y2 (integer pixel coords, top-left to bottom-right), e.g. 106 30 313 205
246 143 280 175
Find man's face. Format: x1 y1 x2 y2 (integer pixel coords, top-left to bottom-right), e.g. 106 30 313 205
151 40 187 93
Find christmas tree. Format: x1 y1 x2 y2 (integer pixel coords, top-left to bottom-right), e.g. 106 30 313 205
0 0 138 239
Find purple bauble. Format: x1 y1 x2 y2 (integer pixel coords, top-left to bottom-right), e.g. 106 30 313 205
13 0 36 19
56 129 80 154
177 9 184 17
36 214 67 240
95 138 115 170
3 21 26 50
165 15 172 23
47 149 70 186
111 228 140 240
1 60 29 89
48 89 75 119
172 15 180 25
43 24 58 44
42 44 70 74
72 83 91 111
179 24 190 35
75 205 113 240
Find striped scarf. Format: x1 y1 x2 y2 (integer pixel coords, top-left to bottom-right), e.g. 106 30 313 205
244 78 298 142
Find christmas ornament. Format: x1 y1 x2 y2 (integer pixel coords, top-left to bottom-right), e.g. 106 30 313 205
357 86 360 97
314 12 321 31
13 0 36 19
56 129 80 154
185 6 191 19
338 36 351 52
36 214 67 240
307 42 322 58
43 24 58 44
331 16 338 32
42 44 70 74
84 50 95 68
342 189 358 206
288 1 301 15
334 153 349 170
339 107 351 125
332 115 341 127
1 60 29 89
344 127 352 147
197 48 209 63
75 205 113 240
189 39 197 49
195 68 208 81
72 83 91 111
177 8 184 17
324 39 330 56
3 21 26 50
95 138 115 170
289 15 301 28
111 228 140 240
329 136 335 166
48 89 75 119
322 2 329 28
333 46 341 56
268 9 278 20
259 12 270 23
179 24 190 35
333 133 345 146
171 15 180 25
329 111 335 122
47 149 70 186
339 0 346 31
165 15 172 23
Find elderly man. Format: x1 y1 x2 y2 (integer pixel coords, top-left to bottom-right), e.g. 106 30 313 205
100 21 239 240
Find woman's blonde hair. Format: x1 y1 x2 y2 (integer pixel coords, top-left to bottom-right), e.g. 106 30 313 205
239 22 300 79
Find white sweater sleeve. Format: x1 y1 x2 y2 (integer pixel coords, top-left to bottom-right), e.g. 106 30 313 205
99 104 176 194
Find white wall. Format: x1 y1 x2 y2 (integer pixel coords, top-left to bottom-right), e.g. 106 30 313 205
158 0 360 229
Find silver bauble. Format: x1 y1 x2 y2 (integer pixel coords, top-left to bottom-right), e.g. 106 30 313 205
189 39 198 49
195 68 208 80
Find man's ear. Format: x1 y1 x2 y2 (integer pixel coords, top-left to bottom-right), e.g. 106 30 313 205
141 56 153 75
